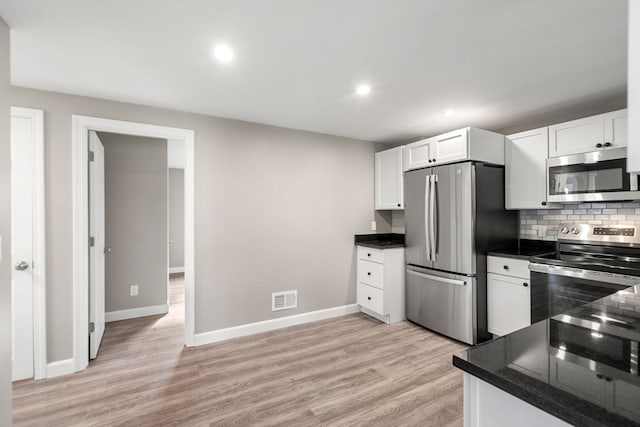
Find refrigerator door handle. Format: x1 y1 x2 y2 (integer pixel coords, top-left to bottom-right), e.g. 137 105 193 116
429 174 437 261
431 174 438 260
424 174 431 261
406 269 467 286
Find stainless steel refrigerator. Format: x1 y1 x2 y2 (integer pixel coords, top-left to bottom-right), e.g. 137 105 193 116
404 161 517 344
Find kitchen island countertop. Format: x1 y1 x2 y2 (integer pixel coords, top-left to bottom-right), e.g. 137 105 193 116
454 283 640 426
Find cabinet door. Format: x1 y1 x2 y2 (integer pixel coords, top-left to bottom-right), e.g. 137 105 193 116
505 128 549 209
487 273 531 336
550 358 606 405
548 114 605 157
603 109 628 149
375 146 404 210
404 137 432 171
433 128 468 165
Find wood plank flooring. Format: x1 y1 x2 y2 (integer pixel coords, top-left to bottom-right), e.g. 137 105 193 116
13 275 467 426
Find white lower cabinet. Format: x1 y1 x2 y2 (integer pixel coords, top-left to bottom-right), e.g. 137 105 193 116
356 246 405 323
487 256 531 336
464 374 572 427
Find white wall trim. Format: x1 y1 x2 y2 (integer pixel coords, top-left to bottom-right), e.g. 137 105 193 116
105 304 169 322
194 304 359 347
46 358 75 379
169 267 185 274
11 107 47 380
72 115 196 374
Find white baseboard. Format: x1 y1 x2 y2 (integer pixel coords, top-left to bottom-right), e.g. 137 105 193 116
105 304 169 322
169 267 184 274
359 306 390 324
47 358 75 379
194 304 359 347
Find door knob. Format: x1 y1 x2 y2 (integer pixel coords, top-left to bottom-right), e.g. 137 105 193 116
104 247 112 255
15 261 29 271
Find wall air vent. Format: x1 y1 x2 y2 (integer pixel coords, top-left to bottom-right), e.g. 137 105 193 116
272 290 297 311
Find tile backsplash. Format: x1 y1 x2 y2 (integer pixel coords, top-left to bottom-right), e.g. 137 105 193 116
520 202 640 241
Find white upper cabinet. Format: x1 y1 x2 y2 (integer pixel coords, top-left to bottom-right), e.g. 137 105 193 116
548 109 627 157
403 127 504 171
375 146 404 210
604 109 628 147
432 128 468 164
505 127 551 210
403 137 433 171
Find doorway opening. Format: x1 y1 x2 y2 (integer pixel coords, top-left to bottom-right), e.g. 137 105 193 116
72 116 195 374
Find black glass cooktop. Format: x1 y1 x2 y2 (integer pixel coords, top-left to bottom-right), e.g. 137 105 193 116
531 243 640 277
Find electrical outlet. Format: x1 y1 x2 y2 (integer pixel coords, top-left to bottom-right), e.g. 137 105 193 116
371 221 377 231
130 285 139 296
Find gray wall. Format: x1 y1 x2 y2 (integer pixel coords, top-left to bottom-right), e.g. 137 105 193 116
0 16 11 427
99 132 168 313
11 86 383 362
169 168 184 269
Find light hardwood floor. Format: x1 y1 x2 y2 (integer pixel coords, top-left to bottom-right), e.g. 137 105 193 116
13 275 466 426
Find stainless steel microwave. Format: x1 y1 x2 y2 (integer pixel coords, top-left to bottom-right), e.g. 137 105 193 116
547 148 640 203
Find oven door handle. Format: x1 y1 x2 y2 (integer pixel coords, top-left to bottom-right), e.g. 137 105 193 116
529 263 640 287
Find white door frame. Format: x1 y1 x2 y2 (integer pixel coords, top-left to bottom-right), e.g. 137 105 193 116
72 115 195 373
10 106 47 380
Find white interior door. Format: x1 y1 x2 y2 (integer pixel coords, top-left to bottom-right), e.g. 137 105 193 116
89 131 105 359
11 114 35 381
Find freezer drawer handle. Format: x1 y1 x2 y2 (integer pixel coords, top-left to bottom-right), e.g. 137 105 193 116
406 269 467 286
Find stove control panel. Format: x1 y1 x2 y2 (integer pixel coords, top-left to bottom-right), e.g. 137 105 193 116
593 227 635 236
558 223 640 244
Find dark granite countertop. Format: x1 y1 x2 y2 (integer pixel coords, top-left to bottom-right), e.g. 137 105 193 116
454 284 640 426
354 233 404 249
487 239 556 260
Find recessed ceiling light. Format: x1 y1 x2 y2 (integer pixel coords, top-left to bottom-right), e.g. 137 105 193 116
443 109 456 117
356 84 371 96
213 45 234 63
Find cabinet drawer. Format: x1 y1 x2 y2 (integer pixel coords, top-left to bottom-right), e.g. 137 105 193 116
357 246 384 264
487 256 530 278
357 259 384 289
357 282 384 315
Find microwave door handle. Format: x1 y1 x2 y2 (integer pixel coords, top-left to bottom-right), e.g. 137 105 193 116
431 174 438 260
424 174 431 261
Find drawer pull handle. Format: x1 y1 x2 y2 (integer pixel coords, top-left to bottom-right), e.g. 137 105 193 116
523 282 529 287
367 253 371 257
367 296 372 300
503 265 509 270
596 143 603 148
367 272 371 276
604 142 612 148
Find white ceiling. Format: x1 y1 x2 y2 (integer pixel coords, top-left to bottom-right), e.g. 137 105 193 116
0 0 628 143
